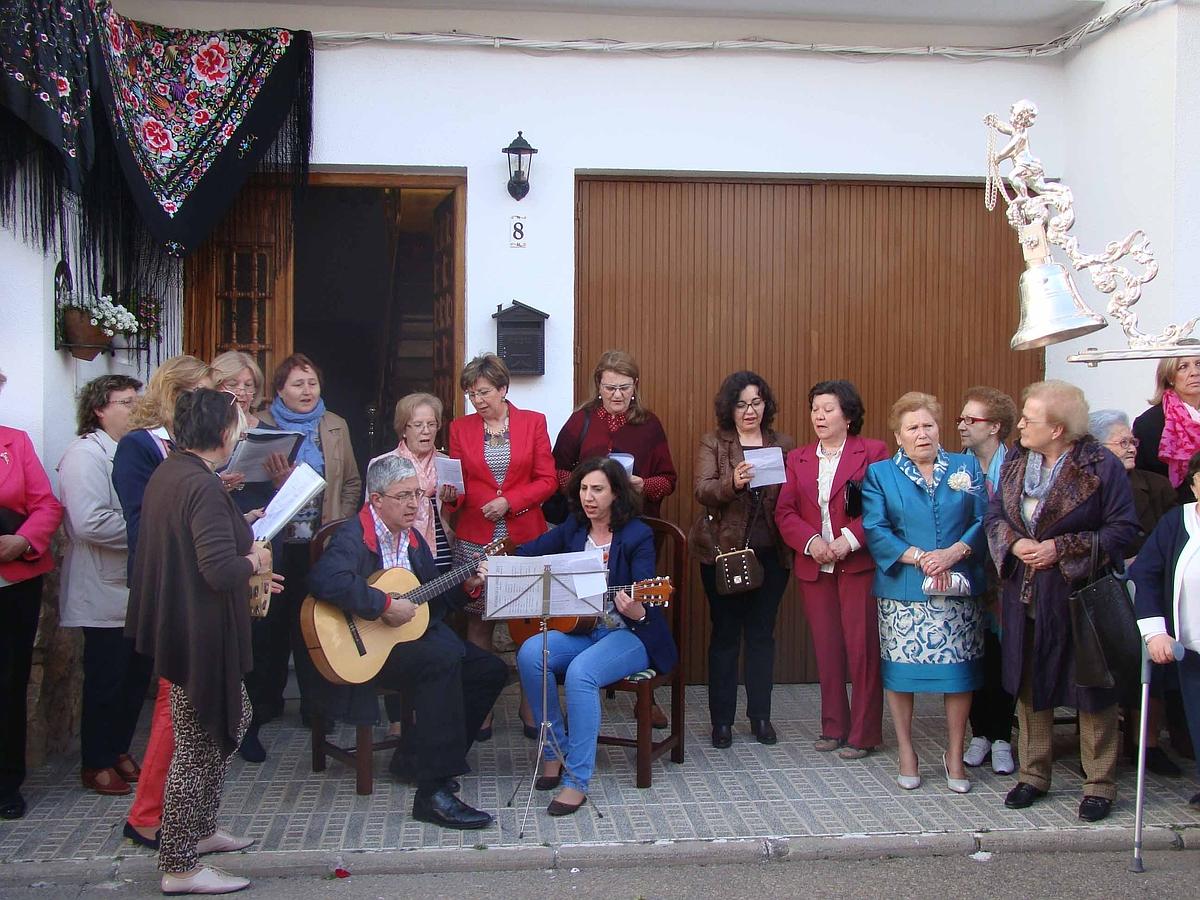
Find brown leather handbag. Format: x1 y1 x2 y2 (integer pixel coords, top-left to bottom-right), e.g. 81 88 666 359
714 492 764 596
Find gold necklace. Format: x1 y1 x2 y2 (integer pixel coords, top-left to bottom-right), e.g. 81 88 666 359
484 417 509 448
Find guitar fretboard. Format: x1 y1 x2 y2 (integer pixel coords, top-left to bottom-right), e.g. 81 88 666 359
394 547 491 607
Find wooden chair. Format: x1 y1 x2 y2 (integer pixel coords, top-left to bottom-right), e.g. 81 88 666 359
596 516 687 788
306 517 403 796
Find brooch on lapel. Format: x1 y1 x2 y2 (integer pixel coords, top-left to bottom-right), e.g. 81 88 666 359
947 465 982 494
0 451 9 466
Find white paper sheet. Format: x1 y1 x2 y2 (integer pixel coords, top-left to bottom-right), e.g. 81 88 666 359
483 550 607 619
252 463 326 541
744 446 786 489
608 452 635 474
434 456 465 492
221 428 304 483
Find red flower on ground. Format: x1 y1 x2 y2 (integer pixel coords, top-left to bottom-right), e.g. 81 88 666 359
192 37 231 86
140 118 177 155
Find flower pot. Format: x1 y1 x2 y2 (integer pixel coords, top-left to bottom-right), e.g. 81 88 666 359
61 308 112 361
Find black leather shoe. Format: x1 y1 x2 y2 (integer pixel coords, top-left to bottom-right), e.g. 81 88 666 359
122 821 160 849
1004 782 1047 809
750 719 778 745
547 794 587 817
0 793 26 820
712 724 732 749
1144 747 1182 777
1078 795 1112 822
238 724 266 763
412 787 491 830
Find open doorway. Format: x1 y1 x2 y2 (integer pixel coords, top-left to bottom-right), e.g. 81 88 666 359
292 185 454 474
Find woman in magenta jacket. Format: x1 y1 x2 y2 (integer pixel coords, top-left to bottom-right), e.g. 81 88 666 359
446 353 556 737
776 380 889 759
0 369 65 819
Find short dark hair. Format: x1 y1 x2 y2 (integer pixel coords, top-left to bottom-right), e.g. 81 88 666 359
272 353 323 396
76 374 142 436
807 380 865 436
1187 450 1200 486
566 457 641 529
714 371 778 432
173 388 241 452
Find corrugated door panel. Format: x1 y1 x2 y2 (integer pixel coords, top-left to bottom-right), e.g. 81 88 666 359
575 178 1037 684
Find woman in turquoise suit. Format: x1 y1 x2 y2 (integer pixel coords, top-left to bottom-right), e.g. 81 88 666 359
862 392 988 795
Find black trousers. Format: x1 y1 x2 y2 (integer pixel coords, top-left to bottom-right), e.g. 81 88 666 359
80 627 153 769
0 577 42 798
968 627 1016 743
244 541 313 723
376 620 506 788
701 551 791 726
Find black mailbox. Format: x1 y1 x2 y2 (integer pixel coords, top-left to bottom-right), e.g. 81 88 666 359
493 301 548 376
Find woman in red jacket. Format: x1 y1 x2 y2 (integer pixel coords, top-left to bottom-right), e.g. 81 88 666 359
776 380 889 760
0 369 65 819
447 354 556 738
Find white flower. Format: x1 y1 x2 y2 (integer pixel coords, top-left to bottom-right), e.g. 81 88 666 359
67 293 141 336
947 466 980 493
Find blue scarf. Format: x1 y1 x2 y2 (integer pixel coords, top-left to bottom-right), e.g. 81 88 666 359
269 396 326 475
1022 449 1068 527
893 447 949 496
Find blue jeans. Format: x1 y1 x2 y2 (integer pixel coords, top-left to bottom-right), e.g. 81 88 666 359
516 626 649 793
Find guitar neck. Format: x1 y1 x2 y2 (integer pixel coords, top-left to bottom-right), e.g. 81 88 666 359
402 555 483 607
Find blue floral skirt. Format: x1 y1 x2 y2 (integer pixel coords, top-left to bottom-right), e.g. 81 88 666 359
877 596 985 694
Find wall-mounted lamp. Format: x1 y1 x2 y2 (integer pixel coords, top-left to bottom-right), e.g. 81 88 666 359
502 131 538 201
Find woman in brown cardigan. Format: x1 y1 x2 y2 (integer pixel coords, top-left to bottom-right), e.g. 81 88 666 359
128 389 281 895
688 371 795 748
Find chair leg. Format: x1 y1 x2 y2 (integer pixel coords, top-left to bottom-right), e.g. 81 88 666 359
355 724 374 795
311 716 327 773
670 682 685 764
635 685 653 788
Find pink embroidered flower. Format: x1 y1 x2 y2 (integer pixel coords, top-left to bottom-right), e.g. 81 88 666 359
107 19 123 54
192 37 231 86
161 199 179 215
172 122 185 135
151 42 165 59
184 89 200 107
140 118 177 155
121 86 134 105
222 122 236 139
37 91 49 102
61 111 71 124
54 75 69 97
277 30 292 47
193 109 211 126
155 83 169 97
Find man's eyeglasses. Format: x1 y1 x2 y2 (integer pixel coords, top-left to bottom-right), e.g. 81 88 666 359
380 489 421 503
735 398 765 411
599 383 634 395
956 415 998 426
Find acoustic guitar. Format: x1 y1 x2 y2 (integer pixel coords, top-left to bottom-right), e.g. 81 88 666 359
506 576 674 646
301 537 512 686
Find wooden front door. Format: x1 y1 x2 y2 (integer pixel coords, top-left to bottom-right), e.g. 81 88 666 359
575 178 1042 684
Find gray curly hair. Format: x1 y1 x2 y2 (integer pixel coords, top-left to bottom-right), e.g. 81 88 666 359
366 455 417 496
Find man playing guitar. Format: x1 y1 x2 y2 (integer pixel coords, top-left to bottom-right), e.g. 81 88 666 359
307 455 505 830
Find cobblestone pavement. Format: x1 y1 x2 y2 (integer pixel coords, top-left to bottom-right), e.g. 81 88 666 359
2 684 1198 864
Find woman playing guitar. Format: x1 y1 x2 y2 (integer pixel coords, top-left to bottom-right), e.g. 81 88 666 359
513 457 678 817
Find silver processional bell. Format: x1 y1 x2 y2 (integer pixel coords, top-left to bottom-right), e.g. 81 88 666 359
1010 261 1108 351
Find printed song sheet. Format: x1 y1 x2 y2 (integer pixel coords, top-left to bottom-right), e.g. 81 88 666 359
252 463 326 542
744 446 786 489
483 550 607 619
434 456 464 492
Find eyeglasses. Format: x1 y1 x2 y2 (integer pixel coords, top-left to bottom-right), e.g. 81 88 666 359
1105 437 1140 450
108 397 138 408
956 415 997 426
220 389 239 406
465 388 496 401
380 489 421 503
1019 417 1050 426
405 421 439 432
735 398 765 411
599 383 634 395
223 382 256 396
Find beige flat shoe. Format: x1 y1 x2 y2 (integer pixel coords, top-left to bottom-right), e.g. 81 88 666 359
196 829 255 855
161 865 249 895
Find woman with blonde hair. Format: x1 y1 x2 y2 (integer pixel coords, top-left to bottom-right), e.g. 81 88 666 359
112 354 214 848
210 351 266 428
985 380 1138 822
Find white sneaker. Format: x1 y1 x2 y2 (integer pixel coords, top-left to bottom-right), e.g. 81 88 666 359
991 740 1015 775
963 736 991 768
161 865 249 895
196 829 255 855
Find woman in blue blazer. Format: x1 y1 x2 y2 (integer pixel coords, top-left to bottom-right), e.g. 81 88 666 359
1131 450 1200 807
515 457 677 817
863 393 988 795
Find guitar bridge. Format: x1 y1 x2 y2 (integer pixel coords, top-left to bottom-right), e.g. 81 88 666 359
344 611 367 657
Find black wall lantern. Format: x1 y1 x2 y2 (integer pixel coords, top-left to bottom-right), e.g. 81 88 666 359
502 131 538 201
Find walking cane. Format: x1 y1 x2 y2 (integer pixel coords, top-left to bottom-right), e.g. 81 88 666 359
1130 636 1184 873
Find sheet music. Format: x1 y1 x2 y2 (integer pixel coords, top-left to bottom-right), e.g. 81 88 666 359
434 456 464 492
252 463 326 541
221 428 303 483
483 550 607 619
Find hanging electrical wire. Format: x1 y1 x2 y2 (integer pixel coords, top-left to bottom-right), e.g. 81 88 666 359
313 0 1164 60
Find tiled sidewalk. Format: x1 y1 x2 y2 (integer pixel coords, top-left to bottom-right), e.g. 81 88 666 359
2 684 1198 864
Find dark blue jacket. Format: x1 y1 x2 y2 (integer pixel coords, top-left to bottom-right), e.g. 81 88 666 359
1130 503 1196 640
306 506 467 724
112 428 168 580
517 517 678 674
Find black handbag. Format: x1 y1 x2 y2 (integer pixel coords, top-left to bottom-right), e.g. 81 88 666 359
843 479 863 519
543 413 591 525
714 492 765 596
1067 534 1140 692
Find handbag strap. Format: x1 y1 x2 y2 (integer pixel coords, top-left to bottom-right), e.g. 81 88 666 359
1088 531 1101 581
739 490 763 550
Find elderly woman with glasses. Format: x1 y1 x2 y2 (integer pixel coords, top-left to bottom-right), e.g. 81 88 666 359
985 381 1138 822
445 353 556 739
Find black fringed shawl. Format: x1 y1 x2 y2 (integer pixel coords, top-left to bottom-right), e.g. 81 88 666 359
0 0 311 334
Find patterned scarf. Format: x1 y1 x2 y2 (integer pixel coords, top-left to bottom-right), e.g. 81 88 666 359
1022 449 1068 527
1160 389 1200 488
269 396 325 475
393 442 438 549
892 447 949 495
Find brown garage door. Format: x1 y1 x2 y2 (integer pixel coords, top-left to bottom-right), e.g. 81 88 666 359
574 177 1041 684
